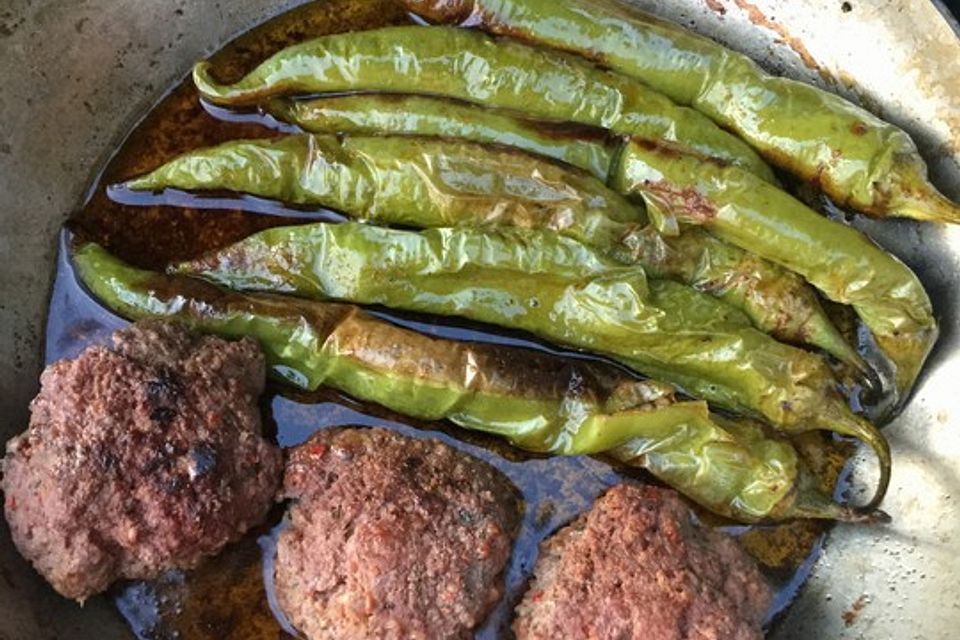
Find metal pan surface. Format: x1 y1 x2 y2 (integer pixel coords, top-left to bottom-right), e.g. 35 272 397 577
0 1 957 638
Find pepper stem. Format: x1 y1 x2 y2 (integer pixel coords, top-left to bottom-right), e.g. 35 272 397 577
193 62 255 106
781 484 891 524
892 163 960 224
822 407 891 512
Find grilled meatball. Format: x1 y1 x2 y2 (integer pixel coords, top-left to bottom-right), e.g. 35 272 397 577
274 427 521 640
2 320 282 601
514 483 772 640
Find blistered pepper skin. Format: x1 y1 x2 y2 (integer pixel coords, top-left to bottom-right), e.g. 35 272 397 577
192 24 774 180
128 134 641 232
266 93 621 182
612 139 938 401
170 222 890 509
71 241 884 524
127 134 863 371
402 0 960 224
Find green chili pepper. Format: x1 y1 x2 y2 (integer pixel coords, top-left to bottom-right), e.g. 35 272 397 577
126 134 865 373
401 0 960 224
266 93 620 181
73 241 884 523
127 134 639 232
169 221 890 509
611 139 938 400
192 24 775 181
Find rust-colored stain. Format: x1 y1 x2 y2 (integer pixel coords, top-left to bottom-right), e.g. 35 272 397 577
704 0 727 16
731 0 833 83
842 594 869 627
643 180 718 223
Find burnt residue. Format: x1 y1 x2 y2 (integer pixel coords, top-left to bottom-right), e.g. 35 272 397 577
517 114 616 145
633 136 733 167
643 179 719 222
146 369 183 405
44 0 846 637
464 6 622 71
114 514 291 640
188 444 218 480
841 593 869 626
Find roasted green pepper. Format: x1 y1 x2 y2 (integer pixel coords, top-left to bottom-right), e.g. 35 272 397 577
126 134 864 372
402 0 960 224
266 93 620 181
128 134 640 232
73 241 882 523
611 139 938 400
192 24 775 180
169 221 890 508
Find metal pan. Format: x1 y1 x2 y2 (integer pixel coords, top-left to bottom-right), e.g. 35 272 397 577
0 1 957 637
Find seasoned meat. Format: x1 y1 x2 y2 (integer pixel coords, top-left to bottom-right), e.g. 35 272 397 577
1 320 282 601
514 483 772 640
274 427 521 640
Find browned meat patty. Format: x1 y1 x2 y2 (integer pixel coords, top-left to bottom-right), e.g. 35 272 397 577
274 427 521 640
514 483 772 640
1 320 282 602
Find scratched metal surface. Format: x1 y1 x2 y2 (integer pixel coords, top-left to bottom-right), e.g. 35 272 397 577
0 0 958 638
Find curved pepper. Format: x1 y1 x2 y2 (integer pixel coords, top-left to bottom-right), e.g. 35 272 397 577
126 134 864 372
170 221 891 509
74 241 884 523
192 24 774 180
128 134 640 231
611 139 938 401
401 0 960 224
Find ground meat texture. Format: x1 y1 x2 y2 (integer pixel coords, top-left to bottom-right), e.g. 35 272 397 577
1 320 282 601
513 484 772 640
275 427 521 640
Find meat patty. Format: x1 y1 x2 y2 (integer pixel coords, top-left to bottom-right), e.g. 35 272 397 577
274 427 521 640
513 483 772 640
1 320 282 601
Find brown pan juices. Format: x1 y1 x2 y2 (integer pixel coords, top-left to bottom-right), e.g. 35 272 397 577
50 0 851 637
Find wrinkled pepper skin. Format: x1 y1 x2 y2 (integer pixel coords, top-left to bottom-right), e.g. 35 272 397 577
633 226 868 378
266 93 620 182
402 0 960 224
612 139 938 401
71 241 880 523
129 134 641 233
193 24 775 180
127 134 863 371
171 222 890 508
